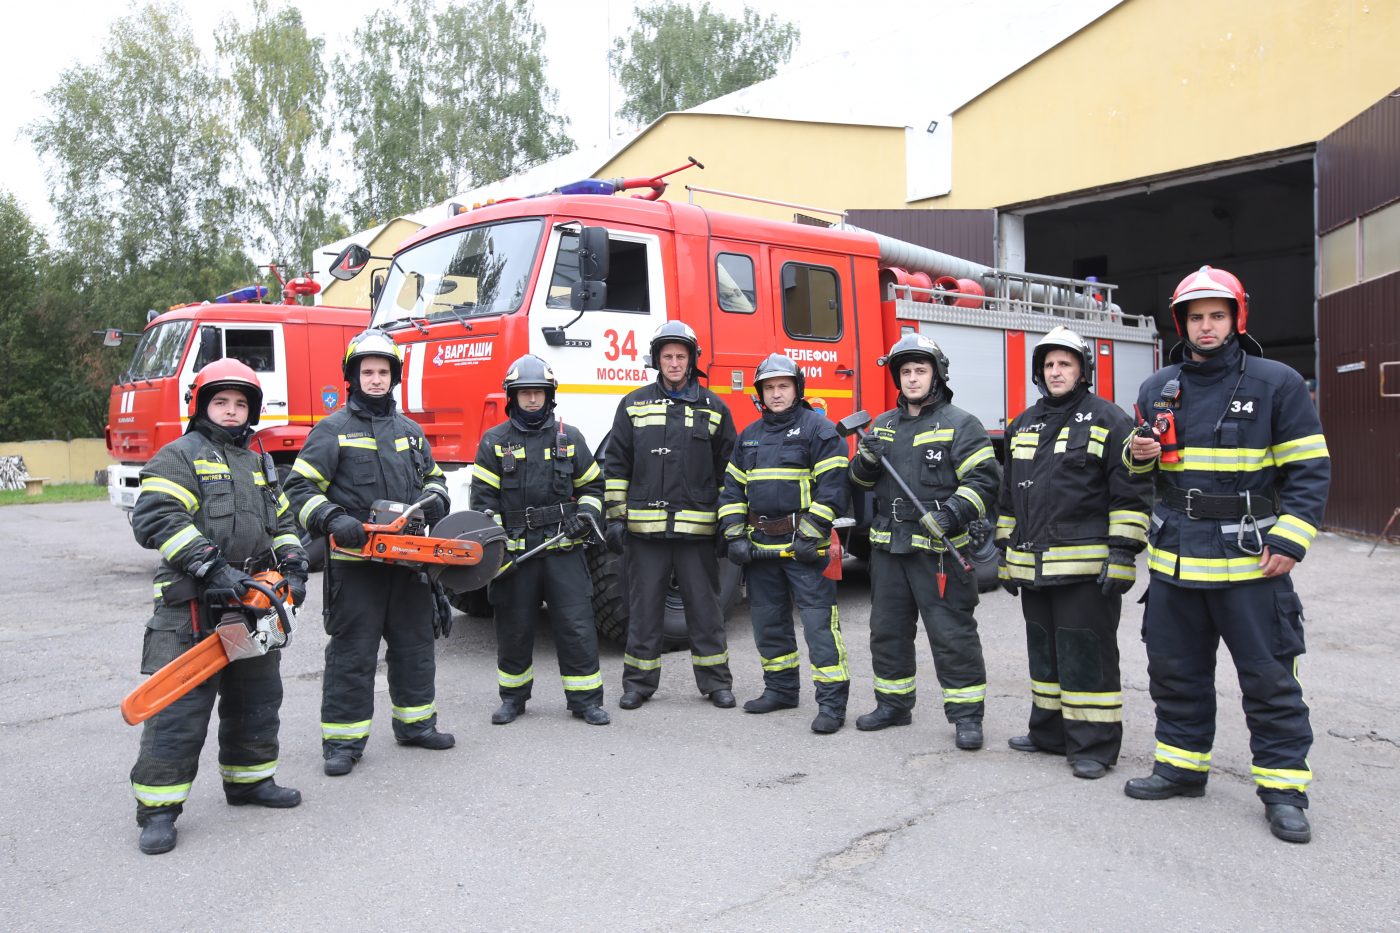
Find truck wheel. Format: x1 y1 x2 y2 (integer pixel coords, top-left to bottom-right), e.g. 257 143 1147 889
588 545 629 646
965 518 1000 593
276 463 326 572
660 556 743 652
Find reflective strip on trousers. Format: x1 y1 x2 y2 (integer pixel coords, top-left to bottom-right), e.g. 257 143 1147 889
875 676 914 696
1032 679 1062 710
761 651 800 672
1156 741 1211 772
498 666 535 689
393 702 435 724
624 653 661 671
691 651 729 667
132 781 192 806
1062 690 1123 722
944 683 986 704
1251 764 1312 792
322 719 373 740
219 760 278 783
562 671 604 692
812 606 850 683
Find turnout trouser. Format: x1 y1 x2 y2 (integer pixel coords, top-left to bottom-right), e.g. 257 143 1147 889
130 614 283 824
746 558 849 712
1143 575 1313 807
490 546 604 710
321 556 438 758
1020 581 1123 765
868 549 986 721
622 537 732 697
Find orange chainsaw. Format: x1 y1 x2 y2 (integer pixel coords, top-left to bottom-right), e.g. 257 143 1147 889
121 572 294 726
329 499 507 593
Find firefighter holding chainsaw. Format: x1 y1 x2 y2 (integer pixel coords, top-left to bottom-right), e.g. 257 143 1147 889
284 328 454 777
848 333 1000 750
1124 266 1330 844
470 355 609 726
717 354 851 733
604 320 738 710
995 326 1151 780
128 359 307 855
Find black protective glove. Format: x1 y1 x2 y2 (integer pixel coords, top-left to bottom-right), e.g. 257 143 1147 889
431 583 454 639
792 535 824 565
856 433 886 465
726 538 753 566
562 510 591 542
930 508 959 536
205 565 253 600
997 553 1019 597
328 512 369 549
1098 548 1137 597
285 574 309 609
605 520 627 555
420 492 448 526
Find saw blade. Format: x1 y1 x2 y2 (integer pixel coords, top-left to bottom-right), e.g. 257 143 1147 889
430 510 507 593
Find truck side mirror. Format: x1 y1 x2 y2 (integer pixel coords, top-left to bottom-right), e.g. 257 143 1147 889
369 269 387 306
193 326 222 372
570 281 607 312
102 328 124 348
329 243 371 281
578 226 610 281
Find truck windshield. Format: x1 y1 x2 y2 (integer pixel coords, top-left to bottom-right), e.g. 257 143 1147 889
372 219 544 328
125 320 193 381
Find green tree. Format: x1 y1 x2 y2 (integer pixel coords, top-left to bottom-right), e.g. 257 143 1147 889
217 0 342 275
612 1 800 126
336 0 573 227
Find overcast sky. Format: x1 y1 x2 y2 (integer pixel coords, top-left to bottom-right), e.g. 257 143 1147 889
2 0 924 236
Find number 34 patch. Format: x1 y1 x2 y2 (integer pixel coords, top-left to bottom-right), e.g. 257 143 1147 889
1225 396 1259 420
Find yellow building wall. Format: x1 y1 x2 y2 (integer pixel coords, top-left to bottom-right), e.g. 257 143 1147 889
0 439 112 484
923 0 1400 209
321 217 425 308
595 113 908 222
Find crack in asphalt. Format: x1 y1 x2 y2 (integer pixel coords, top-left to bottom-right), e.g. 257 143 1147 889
1327 728 1399 749
1 703 120 727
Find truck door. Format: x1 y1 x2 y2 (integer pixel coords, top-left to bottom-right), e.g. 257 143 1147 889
768 248 859 424
529 226 667 447
706 244 766 419
179 323 288 428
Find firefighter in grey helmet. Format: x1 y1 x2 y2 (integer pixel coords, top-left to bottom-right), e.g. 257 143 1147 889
470 354 610 726
995 326 1151 780
848 333 1000 750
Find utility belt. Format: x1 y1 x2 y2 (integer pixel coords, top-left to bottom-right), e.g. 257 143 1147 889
885 497 941 523
748 511 796 536
503 502 576 530
1159 486 1276 521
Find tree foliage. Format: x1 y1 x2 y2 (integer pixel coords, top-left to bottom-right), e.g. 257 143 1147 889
217 0 343 274
612 1 800 126
336 0 573 227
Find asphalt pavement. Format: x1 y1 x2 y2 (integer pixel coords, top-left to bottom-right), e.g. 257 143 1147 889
2 501 1397 931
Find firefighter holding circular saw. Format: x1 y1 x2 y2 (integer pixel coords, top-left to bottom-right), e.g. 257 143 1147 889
604 320 738 710
470 355 610 726
283 328 454 777
717 353 851 733
1123 266 1331 844
128 359 308 855
995 326 1151 780
848 333 1000 750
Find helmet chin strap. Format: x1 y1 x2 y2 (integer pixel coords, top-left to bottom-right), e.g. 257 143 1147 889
1187 332 1236 359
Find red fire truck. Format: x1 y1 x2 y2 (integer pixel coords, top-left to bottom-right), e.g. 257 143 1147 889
104 274 369 565
327 168 1161 641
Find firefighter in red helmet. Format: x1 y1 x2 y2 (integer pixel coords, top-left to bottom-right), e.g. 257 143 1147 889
129 358 308 854
1124 266 1331 843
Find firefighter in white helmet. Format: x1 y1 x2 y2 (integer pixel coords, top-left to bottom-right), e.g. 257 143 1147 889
283 328 455 777
1123 266 1331 844
995 326 1151 779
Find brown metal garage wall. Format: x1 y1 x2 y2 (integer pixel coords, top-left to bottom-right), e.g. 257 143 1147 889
1317 277 1400 535
1316 88 1400 536
844 209 996 266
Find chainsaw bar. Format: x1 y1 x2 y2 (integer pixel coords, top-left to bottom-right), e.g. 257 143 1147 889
428 510 508 593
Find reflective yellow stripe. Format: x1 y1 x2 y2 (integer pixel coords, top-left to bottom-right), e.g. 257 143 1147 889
748 467 810 481
1032 679 1061 710
338 435 377 450
761 652 800 672
943 683 986 704
956 445 995 478
472 463 501 489
1108 509 1150 544
953 487 986 517
913 429 954 445
220 760 278 783
808 502 836 523
1148 546 1267 582
1063 707 1122 722
392 703 435 724
1251 764 1312 792
1061 690 1122 707
139 477 199 512
395 437 411 452
691 651 729 667
561 671 603 692
1270 513 1317 552
252 471 268 486
875 676 914 695
322 719 372 739
291 458 329 490
624 654 661 671
298 493 330 529
275 492 291 516
813 455 847 475
574 462 601 486
193 459 231 478
498 667 534 689
1270 433 1329 466
273 533 301 551
1155 742 1211 772
718 502 748 520
578 495 603 515
132 781 192 806
1159 446 1273 472
813 607 849 683
158 525 201 561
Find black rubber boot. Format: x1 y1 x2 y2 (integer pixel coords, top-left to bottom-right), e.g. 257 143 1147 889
138 813 178 855
324 754 357 777
1124 772 1206 800
398 728 455 750
708 689 736 709
492 699 526 725
572 705 611 725
743 692 798 714
1265 804 1311 843
811 707 845 734
619 691 648 710
955 720 984 750
227 780 302 808
1071 760 1108 780
855 705 912 731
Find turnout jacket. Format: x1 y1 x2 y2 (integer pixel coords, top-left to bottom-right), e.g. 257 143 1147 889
1127 341 1330 587
717 404 850 553
605 377 737 539
284 394 449 546
470 414 605 554
995 385 1151 587
133 419 304 624
849 393 1000 555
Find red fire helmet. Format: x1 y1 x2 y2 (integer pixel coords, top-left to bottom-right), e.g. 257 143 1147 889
1170 265 1249 336
189 358 263 425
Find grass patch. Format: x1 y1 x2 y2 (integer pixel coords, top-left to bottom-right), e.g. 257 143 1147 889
0 484 111 506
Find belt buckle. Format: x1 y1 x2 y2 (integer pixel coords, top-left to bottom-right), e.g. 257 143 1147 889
522 505 536 528
1183 488 1202 521
890 497 905 522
